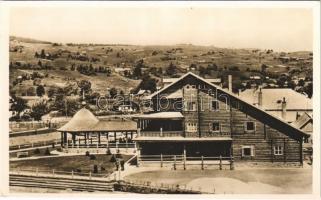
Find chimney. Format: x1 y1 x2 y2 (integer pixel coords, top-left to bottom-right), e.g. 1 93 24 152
281 97 287 120
228 75 232 92
258 88 263 107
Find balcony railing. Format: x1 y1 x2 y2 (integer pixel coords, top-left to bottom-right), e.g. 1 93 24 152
140 131 231 138
140 131 184 137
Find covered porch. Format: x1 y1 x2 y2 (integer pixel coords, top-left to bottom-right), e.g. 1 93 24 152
135 112 185 137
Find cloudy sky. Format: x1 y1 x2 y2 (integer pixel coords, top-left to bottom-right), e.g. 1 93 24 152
9 5 313 52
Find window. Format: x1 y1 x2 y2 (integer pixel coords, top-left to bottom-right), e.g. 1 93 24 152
241 146 255 157
274 146 283 155
245 122 255 132
186 123 198 132
211 100 219 111
186 102 196 111
212 122 220 132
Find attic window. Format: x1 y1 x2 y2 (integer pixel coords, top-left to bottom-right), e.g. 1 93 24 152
245 122 255 132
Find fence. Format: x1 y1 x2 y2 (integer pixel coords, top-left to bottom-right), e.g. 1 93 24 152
139 154 234 170
119 179 210 194
10 168 113 180
10 139 61 151
65 141 136 149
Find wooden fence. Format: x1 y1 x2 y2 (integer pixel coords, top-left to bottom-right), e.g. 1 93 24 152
139 154 234 170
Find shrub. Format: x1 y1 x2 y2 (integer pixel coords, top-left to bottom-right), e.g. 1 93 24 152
90 155 96 160
44 148 51 155
116 153 123 159
106 148 111 155
93 165 98 173
34 148 40 154
101 166 106 171
85 151 90 156
76 169 81 173
110 154 116 162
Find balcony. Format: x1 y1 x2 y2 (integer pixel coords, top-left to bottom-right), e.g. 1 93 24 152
140 131 184 137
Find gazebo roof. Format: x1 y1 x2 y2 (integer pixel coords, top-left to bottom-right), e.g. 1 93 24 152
57 108 99 132
57 108 137 132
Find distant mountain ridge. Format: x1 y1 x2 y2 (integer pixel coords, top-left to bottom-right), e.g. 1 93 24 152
10 36 52 44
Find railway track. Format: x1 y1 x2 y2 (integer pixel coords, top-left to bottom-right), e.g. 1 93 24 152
10 174 115 192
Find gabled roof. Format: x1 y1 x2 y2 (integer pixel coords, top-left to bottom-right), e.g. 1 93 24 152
291 112 313 130
134 112 184 119
147 72 309 140
58 108 99 132
239 88 312 110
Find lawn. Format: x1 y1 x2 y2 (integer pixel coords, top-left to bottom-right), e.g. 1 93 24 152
10 154 133 176
124 168 312 194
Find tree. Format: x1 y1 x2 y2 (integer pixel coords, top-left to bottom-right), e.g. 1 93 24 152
298 79 305 87
77 80 92 98
47 87 56 98
40 49 46 58
109 87 118 98
10 97 28 118
166 62 177 76
140 75 157 93
36 85 45 97
30 100 48 121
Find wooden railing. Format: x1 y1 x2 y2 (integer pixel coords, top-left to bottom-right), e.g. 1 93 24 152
138 154 234 170
140 131 184 137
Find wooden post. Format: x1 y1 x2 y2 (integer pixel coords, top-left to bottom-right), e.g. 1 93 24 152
71 170 74 179
98 132 101 145
230 156 234 170
160 154 163 168
219 155 222 170
299 138 303 166
183 148 186 170
173 155 176 170
89 171 92 180
52 169 55 177
201 156 204 170
284 138 286 163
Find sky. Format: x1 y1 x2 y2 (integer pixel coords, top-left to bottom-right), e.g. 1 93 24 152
9 6 313 52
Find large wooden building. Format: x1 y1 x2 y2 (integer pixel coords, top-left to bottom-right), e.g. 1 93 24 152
134 72 310 163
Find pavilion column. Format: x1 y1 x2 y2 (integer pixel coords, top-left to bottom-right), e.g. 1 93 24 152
63 132 67 144
98 132 101 145
131 132 133 139
72 133 76 144
84 133 87 145
61 132 64 146
114 132 117 142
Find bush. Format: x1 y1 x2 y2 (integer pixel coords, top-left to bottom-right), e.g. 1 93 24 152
116 153 123 159
93 165 98 173
85 151 90 156
106 148 111 155
101 166 106 171
90 154 96 160
34 148 40 154
44 148 51 155
110 154 116 162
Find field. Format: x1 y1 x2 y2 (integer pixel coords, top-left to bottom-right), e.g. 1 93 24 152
124 168 312 194
10 154 133 176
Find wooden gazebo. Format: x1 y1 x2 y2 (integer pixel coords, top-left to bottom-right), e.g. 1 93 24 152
57 108 137 147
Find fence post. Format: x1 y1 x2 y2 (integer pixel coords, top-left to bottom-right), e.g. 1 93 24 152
219 155 222 170
183 155 186 170
201 156 204 170
89 171 92 180
173 155 176 170
52 169 55 177
71 170 74 179
230 156 234 170
160 154 163 168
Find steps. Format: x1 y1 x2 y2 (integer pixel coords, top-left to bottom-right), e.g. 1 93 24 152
10 174 115 192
